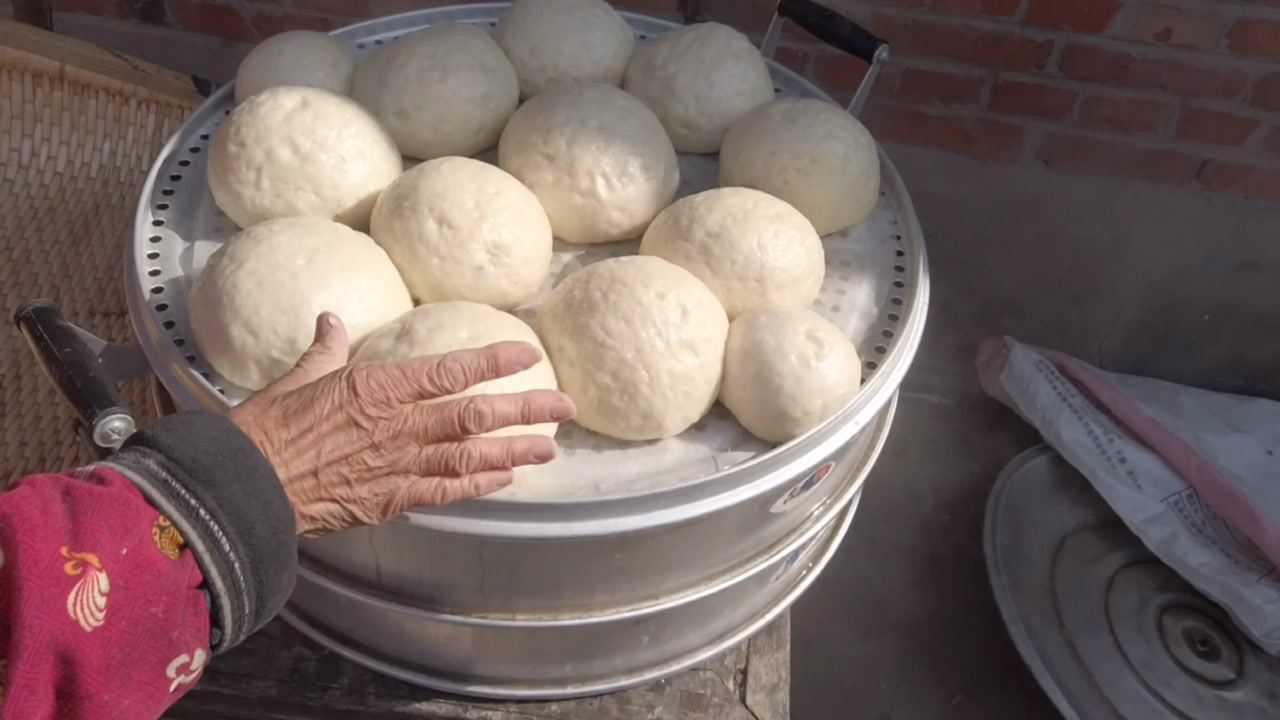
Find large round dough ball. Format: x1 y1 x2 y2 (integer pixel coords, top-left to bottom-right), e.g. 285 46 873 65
352 302 561 438
537 256 727 441
720 98 881 236
496 0 635 98
498 83 679 244
623 22 774 153
234 31 354 104
370 157 552 309
189 217 412 391
208 86 401 229
640 187 824 319
352 24 518 160
721 306 862 444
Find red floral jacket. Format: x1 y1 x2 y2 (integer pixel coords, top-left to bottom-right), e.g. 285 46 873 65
0 467 210 718
0 413 299 720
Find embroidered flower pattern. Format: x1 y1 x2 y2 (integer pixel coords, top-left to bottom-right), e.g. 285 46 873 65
61 547 109 633
166 648 208 692
152 516 186 561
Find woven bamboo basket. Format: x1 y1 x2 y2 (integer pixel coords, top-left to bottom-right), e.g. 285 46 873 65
0 19 199 484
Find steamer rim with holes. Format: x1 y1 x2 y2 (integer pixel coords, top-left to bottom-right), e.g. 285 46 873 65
130 7 928 521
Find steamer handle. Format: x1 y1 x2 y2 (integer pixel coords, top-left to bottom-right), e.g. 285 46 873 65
13 302 135 457
777 0 885 64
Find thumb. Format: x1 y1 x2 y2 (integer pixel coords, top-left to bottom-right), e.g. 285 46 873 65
264 312 351 396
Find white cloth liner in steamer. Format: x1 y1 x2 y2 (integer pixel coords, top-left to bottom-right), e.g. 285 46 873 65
131 6 922 502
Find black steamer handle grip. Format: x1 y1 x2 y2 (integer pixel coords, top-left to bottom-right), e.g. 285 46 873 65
13 301 135 456
777 0 887 64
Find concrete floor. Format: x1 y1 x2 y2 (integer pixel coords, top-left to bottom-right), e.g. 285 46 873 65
36 15 1280 719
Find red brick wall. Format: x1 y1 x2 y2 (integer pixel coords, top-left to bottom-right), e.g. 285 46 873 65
802 0 1280 203
49 0 1280 203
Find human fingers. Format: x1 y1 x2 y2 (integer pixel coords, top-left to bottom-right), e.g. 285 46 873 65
229 313 350 471
404 435 557 478
258 312 351 398
409 390 575 441
352 342 543 406
381 470 516 515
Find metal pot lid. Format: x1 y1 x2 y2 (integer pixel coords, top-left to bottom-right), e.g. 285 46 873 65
984 446 1280 720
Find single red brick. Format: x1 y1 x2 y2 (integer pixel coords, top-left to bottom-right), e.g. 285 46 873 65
250 11 335 37
364 0 444 15
1264 126 1280 154
1058 43 1130 82
1059 43 1248 99
990 78 1078 120
1199 161 1280 203
615 0 682 18
290 0 373 18
1227 17 1280 59
1026 0 1123 32
873 14 1054 71
895 67 986 106
773 45 813 76
814 51 871 101
1078 94 1167 134
1251 72 1280 111
893 0 1023 18
50 0 129 18
866 64 904 102
867 105 1025 162
1059 43 1131 83
1036 133 1201 183
171 0 256 43
1128 4 1223 50
1175 107 1260 146
1130 57 1249 99
781 16 820 45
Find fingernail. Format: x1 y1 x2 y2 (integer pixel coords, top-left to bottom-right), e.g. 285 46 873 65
534 444 557 463
323 313 339 328
551 398 576 422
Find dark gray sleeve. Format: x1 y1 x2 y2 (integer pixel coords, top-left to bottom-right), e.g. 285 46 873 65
102 412 297 653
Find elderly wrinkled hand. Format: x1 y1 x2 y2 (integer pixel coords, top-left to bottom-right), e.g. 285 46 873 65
229 313 575 535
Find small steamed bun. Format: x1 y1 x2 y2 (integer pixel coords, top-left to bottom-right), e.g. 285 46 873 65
352 302 561 438
234 31 355 104
370 156 553 310
624 22 774 153
208 86 401 229
499 83 678 244
189 217 412 391
640 187 825 319
537 256 728 441
352 24 519 160
496 0 635 98
720 98 881 235
720 306 862 443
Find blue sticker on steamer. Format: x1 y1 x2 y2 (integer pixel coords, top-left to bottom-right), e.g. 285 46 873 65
769 461 835 514
770 533 820 584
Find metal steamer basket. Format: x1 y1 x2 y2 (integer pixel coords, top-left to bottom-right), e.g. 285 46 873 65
18 1 929 699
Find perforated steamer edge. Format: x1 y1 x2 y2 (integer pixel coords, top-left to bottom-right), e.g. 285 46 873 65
128 5 928 523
